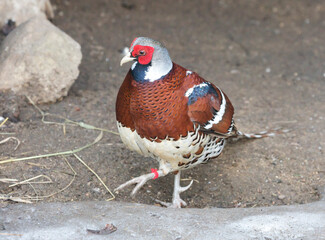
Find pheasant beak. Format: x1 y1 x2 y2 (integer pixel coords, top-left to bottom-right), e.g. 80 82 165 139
120 52 136 66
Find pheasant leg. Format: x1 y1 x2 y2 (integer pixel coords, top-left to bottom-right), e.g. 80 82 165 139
114 169 166 197
156 171 193 208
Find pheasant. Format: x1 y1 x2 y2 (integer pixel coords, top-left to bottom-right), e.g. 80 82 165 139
115 37 284 208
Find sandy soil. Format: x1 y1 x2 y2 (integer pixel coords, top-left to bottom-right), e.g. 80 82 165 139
1 0 324 208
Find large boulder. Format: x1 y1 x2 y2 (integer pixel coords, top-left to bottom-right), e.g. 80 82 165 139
0 0 54 27
0 17 82 103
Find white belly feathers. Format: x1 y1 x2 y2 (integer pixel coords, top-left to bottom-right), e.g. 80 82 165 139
117 121 225 173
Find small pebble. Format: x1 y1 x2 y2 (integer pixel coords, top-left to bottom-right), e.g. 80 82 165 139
0 222 5 230
274 29 280 35
230 69 239 74
278 194 286 200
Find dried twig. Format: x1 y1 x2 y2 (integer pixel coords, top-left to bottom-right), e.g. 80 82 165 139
87 223 117 235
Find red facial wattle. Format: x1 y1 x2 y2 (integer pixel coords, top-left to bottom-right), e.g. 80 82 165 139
132 45 154 65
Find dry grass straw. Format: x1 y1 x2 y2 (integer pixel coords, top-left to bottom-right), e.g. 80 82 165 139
0 96 116 203
9 175 52 187
26 96 119 135
0 117 9 127
0 195 33 204
0 158 75 203
0 117 21 149
181 178 199 183
0 136 20 150
28 157 77 201
0 117 16 135
0 233 23 237
74 154 115 201
0 178 18 183
0 131 103 165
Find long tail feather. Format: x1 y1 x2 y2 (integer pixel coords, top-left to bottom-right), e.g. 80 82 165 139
233 127 290 139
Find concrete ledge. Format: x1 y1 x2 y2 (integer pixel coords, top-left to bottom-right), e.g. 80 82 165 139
1 200 325 240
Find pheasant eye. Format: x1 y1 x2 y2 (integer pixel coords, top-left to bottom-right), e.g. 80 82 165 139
139 50 145 55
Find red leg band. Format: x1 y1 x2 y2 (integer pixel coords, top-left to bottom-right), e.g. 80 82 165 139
151 168 159 179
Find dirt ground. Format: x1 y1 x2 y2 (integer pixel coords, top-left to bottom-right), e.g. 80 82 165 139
1 0 324 208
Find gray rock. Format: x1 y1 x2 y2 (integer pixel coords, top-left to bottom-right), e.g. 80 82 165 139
0 17 82 103
0 0 54 26
1 200 325 240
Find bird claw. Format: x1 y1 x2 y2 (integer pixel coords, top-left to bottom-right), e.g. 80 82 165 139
179 180 193 193
115 170 165 197
114 173 153 197
154 179 193 208
154 198 188 208
114 170 192 207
